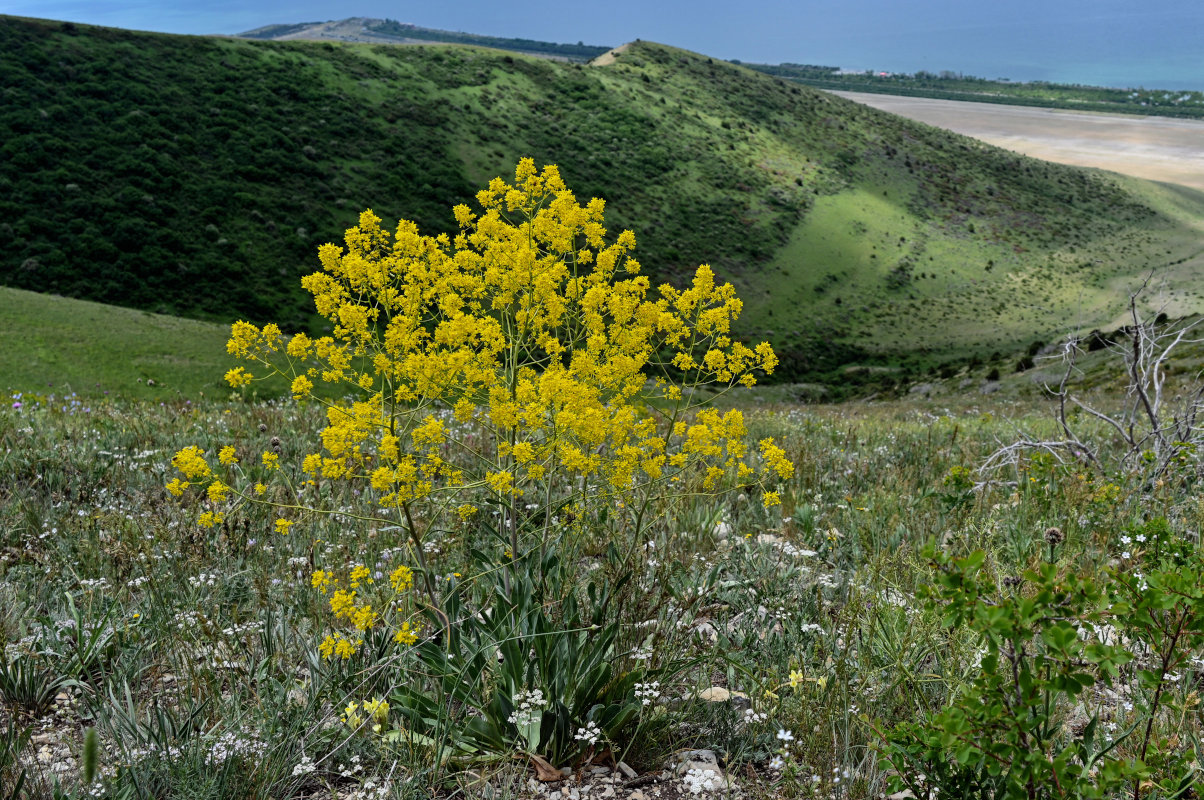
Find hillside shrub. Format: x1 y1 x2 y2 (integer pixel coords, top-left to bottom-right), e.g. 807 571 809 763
166 160 792 765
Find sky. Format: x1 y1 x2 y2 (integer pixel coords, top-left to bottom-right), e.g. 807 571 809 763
5 0 1203 90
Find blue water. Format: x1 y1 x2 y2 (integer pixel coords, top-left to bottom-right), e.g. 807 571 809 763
775 4 1204 91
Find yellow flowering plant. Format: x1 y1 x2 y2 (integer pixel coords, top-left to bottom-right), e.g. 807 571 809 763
167 159 792 661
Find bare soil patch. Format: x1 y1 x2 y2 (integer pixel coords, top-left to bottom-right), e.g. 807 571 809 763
590 43 632 67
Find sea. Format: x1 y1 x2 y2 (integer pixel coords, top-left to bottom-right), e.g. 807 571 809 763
752 5 1204 92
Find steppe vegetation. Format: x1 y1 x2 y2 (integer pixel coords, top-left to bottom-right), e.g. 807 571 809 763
4 16 1204 392
5 158 1204 800
6 323 1204 798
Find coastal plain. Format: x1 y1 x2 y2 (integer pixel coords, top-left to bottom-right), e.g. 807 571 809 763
832 90 1204 191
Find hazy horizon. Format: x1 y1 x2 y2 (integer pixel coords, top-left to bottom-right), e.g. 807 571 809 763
3 0 1203 90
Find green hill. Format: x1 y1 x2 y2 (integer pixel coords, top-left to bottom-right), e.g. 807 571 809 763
3 16 1203 391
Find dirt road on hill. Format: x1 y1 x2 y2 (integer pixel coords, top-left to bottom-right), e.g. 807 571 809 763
831 91 1204 192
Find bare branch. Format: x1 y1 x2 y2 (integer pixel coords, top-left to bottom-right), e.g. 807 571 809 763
982 274 1204 485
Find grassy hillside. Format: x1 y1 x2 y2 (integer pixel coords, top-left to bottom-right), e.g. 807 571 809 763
3 16 1203 391
0 286 278 400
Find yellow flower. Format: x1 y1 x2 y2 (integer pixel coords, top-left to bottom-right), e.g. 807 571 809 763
363 697 390 732
224 367 253 388
207 481 229 504
759 438 794 480
350 604 377 631
311 570 333 594
389 565 414 593
253 483 267 496
165 478 189 497
274 518 293 535
789 669 804 689
197 511 224 528
486 470 517 496
394 621 419 646
262 451 279 469
291 375 313 398
511 441 535 463
329 590 357 619
349 565 372 588
171 446 211 479
319 633 360 660
286 332 312 358
218 446 239 465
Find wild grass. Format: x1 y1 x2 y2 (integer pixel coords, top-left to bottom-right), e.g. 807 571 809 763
4 370 1204 797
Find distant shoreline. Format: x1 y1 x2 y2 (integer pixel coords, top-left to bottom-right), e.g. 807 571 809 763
832 91 1204 192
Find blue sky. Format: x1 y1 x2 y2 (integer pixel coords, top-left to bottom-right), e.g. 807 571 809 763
4 0 1203 89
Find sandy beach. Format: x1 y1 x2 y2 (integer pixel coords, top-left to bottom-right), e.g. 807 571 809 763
832 91 1204 192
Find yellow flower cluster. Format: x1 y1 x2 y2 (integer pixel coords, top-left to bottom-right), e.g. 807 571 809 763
309 564 418 660
393 621 420 647
213 159 789 518
759 439 795 480
344 698 390 733
389 565 414 593
171 446 211 479
318 633 360 660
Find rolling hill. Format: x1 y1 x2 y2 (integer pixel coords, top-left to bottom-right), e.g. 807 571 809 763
3 15 1203 392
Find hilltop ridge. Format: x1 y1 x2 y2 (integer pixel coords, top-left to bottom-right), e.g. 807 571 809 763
237 17 611 62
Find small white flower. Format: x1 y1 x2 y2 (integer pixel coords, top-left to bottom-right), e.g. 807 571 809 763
776 728 794 743
634 681 662 706
574 721 602 745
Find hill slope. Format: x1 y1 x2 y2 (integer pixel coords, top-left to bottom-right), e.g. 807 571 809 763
3 16 1203 389
0 286 251 399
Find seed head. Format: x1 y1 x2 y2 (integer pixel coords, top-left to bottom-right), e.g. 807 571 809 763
1044 527 1064 547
